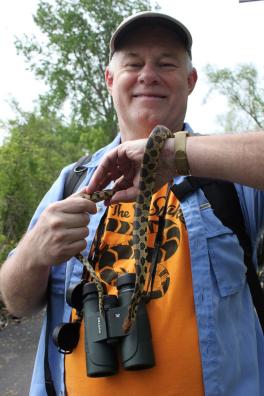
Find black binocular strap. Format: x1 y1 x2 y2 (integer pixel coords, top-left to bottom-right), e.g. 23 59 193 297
44 154 93 395
171 176 264 334
44 213 107 396
44 292 57 396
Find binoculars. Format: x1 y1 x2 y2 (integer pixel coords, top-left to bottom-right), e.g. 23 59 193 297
53 273 155 377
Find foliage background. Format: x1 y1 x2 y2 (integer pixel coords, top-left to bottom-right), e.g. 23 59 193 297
0 0 153 262
0 0 263 263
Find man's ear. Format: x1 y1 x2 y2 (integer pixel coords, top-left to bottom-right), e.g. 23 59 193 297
188 67 198 95
105 67 114 95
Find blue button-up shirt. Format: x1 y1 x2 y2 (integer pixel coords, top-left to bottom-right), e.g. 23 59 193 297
28 129 264 396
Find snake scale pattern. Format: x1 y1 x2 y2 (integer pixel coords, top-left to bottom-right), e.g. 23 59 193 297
123 125 174 332
79 125 174 329
76 189 114 316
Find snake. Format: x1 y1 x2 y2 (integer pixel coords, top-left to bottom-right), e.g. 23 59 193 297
76 189 114 316
78 125 174 328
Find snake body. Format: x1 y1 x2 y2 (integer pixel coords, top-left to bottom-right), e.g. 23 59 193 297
78 125 174 328
76 189 114 316
123 125 174 332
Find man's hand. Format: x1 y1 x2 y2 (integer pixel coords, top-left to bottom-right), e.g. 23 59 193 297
86 138 176 203
21 189 98 268
0 188 98 316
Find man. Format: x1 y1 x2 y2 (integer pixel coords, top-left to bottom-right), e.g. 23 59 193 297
0 11 264 396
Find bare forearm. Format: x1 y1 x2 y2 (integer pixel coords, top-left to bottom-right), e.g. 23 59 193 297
87 131 264 204
0 231 50 317
186 132 264 189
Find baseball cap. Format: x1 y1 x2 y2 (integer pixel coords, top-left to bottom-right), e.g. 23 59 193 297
109 11 192 59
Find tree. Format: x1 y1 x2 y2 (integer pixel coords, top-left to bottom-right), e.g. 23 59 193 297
205 63 264 131
16 0 155 141
1 0 159 262
0 108 95 263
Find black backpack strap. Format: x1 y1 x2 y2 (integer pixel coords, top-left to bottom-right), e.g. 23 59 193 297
171 177 252 251
170 177 215 201
63 154 92 199
171 176 264 333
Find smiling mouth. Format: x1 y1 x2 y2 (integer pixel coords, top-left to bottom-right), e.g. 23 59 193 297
133 94 166 99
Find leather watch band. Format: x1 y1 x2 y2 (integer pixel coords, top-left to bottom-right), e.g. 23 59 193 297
174 131 190 175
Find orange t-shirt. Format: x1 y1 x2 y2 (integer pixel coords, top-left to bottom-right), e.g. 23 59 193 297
65 185 204 396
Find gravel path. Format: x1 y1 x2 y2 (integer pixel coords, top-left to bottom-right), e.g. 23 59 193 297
0 308 44 396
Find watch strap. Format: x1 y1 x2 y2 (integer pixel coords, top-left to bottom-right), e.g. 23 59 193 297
174 131 190 175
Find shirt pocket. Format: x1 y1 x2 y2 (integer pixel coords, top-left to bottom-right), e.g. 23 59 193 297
202 207 247 297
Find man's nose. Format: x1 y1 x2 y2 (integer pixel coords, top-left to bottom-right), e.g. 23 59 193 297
138 64 160 85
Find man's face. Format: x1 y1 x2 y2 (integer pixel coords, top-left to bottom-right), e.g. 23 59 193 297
106 25 197 140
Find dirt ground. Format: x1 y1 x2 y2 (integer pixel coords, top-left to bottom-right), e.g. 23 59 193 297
0 305 44 396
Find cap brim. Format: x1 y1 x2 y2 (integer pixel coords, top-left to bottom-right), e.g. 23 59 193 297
109 11 192 59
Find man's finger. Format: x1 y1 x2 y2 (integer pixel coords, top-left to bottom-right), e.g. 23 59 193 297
60 195 97 214
62 212 90 228
109 186 138 203
88 149 120 190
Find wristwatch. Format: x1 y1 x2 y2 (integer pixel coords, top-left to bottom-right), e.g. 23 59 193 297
174 131 190 175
